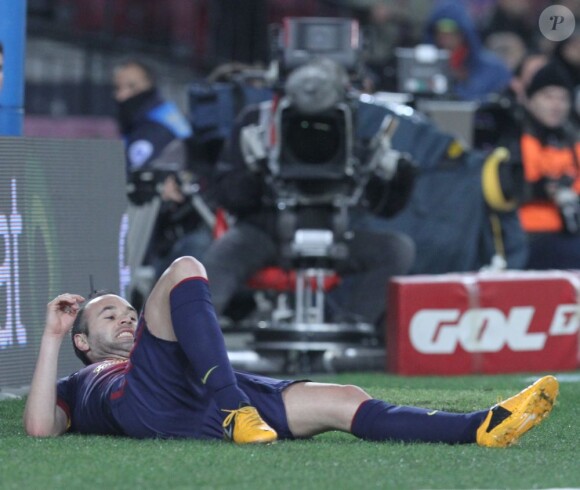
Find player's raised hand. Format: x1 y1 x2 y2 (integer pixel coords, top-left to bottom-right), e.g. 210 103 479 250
45 294 85 337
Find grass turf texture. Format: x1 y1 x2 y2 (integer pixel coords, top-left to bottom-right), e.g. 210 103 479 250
1 372 578 489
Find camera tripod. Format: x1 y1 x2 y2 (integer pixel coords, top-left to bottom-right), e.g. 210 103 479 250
236 226 384 374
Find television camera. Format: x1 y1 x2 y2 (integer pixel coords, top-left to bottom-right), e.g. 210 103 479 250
238 17 414 264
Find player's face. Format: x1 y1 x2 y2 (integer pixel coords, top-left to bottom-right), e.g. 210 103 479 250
83 294 138 362
112 64 152 103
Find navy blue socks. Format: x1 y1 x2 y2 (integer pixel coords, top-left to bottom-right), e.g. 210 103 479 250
351 399 488 444
169 277 250 410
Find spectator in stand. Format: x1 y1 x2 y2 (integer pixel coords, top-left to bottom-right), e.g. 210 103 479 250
480 0 538 52
423 1 512 101
484 31 527 73
478 0 539 73
552 27 580 127
112 58 213 307
498 63 580 270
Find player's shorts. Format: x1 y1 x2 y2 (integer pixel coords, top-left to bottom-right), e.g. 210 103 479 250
110 315 301 440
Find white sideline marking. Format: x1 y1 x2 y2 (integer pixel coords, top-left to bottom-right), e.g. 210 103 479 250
525 373 580 383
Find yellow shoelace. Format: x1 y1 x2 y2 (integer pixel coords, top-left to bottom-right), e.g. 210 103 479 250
222 406 261 429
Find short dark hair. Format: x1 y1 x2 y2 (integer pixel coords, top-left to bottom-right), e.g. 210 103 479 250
71 290 114 366
113 57 157 86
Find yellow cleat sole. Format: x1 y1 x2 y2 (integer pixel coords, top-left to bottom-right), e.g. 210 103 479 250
477 375 559 448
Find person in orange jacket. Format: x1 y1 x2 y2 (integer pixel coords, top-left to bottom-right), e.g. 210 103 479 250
507 62 580 269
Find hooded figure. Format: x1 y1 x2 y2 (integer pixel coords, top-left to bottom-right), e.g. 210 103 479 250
424 1 512 101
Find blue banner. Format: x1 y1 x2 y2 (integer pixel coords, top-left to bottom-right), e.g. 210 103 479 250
0 0 27 135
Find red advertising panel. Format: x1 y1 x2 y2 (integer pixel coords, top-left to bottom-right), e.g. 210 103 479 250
387 272 580 375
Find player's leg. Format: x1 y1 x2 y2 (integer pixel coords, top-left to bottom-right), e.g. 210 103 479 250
144 255 204 341
283 376 559 446
144 255 277 443
282 382 372 436
283 381 488 442
284 383 487 443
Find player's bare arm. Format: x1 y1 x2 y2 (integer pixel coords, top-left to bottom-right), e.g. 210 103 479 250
23 293 85 437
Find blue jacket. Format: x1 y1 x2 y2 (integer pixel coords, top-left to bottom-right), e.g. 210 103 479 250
121 89 192 175
424 1 512 101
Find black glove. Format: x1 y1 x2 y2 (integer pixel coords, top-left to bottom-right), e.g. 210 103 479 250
126 171 164 205
152 200 201 257
127 170 169 206
365 154 417 218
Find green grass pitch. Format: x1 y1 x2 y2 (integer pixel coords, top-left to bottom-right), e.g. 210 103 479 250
1 372 579 489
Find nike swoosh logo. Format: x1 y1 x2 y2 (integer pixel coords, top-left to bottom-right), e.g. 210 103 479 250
201 365 219 385
427 410 439 416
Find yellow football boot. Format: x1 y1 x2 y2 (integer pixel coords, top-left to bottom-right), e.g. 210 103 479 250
477 375 559 448
222 405 278 444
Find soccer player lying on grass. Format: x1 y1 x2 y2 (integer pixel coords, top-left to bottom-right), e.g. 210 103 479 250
24 256 558 447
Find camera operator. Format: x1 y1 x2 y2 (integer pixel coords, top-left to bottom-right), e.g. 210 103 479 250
112 58 213 301
495 62 580 269
203 57 416 333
